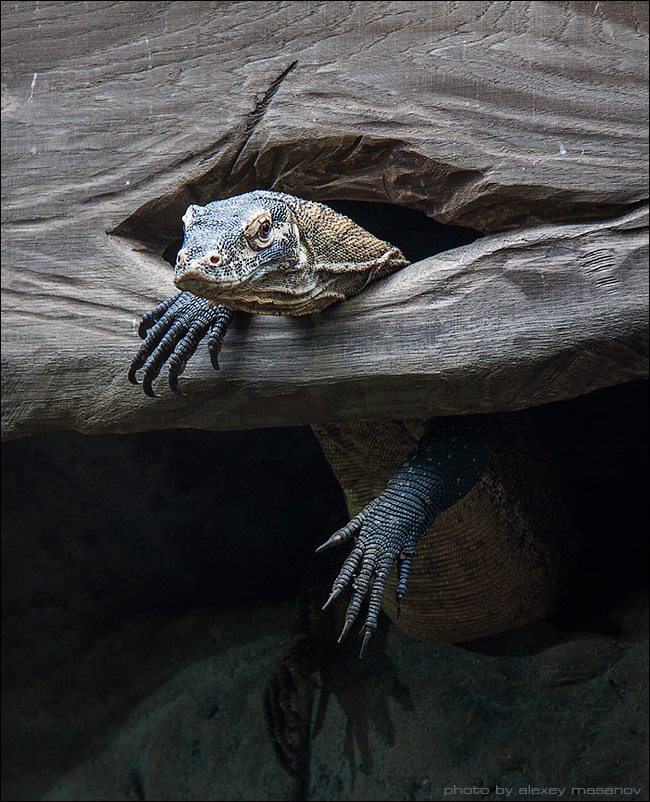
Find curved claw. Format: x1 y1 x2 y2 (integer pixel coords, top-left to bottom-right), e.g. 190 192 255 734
127 292 234 396
141 321 190 396
168 366 183 395
338 617 354 644
361 566 390 644
127 362 141 385
321 586 343 612
207 308 234 372
129 295 189 387
318 491 425 656
315 510 366 553
142 374 157 398
322 543 363 612
359 630 373 659
337 559 375 645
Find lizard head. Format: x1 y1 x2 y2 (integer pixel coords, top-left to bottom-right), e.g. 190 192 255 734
173 190 409 315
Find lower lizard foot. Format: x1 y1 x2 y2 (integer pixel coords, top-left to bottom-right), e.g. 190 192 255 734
316 416 500 656
316 491 431 657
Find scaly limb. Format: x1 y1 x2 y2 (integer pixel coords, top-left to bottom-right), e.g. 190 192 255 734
317 415 502 656
128 291 233 396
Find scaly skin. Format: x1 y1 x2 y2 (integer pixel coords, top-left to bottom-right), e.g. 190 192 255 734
128 191 575 778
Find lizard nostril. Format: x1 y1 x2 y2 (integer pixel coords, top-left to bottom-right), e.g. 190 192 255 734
206 252 222 267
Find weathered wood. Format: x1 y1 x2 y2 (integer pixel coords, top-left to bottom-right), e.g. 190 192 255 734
1 1 648 440
2 205 647 439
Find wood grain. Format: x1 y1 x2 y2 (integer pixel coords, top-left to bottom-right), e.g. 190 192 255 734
1 1 648 440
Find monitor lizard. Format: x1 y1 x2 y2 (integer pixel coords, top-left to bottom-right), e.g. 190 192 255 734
127 190 576 776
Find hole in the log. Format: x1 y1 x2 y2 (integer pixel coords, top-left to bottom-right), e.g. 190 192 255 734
162 236 184 267
326 200 482 262
159 199 482 268
110 127 637 249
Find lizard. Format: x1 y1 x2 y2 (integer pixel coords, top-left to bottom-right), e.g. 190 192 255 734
127 190 576 777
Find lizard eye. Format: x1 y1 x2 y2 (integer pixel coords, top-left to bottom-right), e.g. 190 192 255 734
246 212 274 250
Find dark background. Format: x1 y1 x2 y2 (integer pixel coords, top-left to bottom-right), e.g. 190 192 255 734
3 382 647 685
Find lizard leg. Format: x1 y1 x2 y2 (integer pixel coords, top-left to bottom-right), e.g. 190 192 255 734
263 544 350 778
128 291 233 396
317 415 501 656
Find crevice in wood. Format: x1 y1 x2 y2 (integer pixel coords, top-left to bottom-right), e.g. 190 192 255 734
109 128 644 257
107 55 645 261
109 135 643 274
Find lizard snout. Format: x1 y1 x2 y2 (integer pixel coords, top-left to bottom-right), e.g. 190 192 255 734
176 249 223 270
173 249 232 299
201 251 224 268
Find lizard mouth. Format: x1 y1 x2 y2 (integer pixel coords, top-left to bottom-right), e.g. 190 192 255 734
174 262 302 297
175 264 328 315
173 269 221 296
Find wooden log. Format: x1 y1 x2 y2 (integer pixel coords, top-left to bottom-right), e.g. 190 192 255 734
1 1 648 440
2 205 647 439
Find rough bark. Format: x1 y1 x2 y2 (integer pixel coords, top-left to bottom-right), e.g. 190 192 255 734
1 1 648 440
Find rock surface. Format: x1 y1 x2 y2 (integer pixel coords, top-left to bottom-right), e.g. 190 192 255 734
3 595 647 802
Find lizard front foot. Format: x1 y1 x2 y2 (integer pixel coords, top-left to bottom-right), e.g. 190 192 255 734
316 491 432 657
128 291 233 396
316 417 501 656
